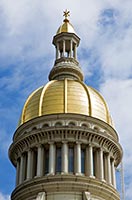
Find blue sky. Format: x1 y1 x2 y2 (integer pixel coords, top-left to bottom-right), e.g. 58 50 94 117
0 0 132 199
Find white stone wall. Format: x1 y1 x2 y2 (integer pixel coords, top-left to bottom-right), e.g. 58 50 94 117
46 192 82 200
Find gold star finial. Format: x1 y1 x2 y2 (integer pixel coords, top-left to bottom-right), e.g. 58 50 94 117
63 9 70 21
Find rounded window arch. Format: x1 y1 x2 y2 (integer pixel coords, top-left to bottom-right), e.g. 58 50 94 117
68 121 76 127
32 126 37 131
55 121 63 127
93 126 100 132
42 123 50 128
81 123 88 128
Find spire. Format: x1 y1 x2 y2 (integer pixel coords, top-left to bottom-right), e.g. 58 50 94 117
49 11 84 81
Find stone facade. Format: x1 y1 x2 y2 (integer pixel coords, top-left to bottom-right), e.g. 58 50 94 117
9 114 122 200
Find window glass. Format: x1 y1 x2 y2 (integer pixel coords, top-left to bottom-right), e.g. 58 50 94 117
81 148 85 173
33 150 37 177
45 149 49 174
56 147 61 172
68 147 74 172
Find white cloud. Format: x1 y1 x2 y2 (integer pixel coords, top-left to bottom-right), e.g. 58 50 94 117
100 79 132 199
0 126 12 156
0 192 10 200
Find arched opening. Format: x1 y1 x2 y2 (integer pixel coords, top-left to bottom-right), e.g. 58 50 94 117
55 122 63 127
68 122 76 127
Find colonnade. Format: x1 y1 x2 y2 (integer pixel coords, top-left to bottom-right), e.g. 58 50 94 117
55 40 77 60
16 142 116 188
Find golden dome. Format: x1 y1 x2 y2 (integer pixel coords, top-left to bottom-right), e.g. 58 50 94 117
19 79 113 126
56 9 76 34
57 21 76 34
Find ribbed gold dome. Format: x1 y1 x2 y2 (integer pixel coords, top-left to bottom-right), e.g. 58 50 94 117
56 10 75 34
56 21 76 34
19 79 113 126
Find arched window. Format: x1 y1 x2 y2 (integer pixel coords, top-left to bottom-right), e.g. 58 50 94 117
56 147 62 173
68 121 76 127
45 148 49 174
55 122 62 127
93 126 99 132
32 127 37 131
68 147 74 173
43 123 49 128
81 123 88 128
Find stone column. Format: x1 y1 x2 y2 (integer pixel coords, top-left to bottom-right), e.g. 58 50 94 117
36 145 44 177
16 158 20 185
49 142 55 174
19 154 25 184
98 148 104 181
94 149 99 178
70 40 73 57
76 142 81 174
56 43 60 59
62 142 68 173
74 44 77 59
26 149 33 180
111 159 116 188
62 40 65 57
105 153 112 184
86 145 94 177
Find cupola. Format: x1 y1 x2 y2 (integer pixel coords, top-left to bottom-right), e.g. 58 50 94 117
49 9 84 81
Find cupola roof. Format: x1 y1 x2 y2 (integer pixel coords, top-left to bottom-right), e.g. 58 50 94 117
56 9 76 34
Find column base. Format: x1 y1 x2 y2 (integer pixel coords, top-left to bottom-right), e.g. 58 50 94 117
89 175 95 179
75 173 84 176
47 173 55 176
61 172 69 175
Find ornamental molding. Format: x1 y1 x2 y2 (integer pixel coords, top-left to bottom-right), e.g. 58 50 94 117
11 175 120 200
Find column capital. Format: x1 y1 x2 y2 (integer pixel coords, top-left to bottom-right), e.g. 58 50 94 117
88 144 93 147
48 141 54 145
76 141 82 145
26 148 33 152
105 151 109 156
36 144 43 148
98 147 103 152
62 140 68 144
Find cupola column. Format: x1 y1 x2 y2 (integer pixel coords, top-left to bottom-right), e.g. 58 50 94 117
56 42 60 59
62 142 68 173
76 142 81 174
26 149 33 180
105 153 112 184
49 142 56 174
73 43 77 60
111 159 116 188
70 40 73 57
16 158 20 186
36 145 44 177
98 148 104 181
19 154 25 184
94 148 100 179
85 145 94 177
62 40 65 57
